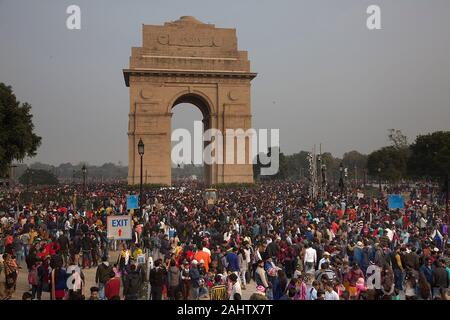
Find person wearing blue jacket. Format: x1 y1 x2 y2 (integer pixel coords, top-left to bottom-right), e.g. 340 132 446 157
189 260 201 300
226 247 240 272
419 257 433 288
353 242 364 266
50 266 67 300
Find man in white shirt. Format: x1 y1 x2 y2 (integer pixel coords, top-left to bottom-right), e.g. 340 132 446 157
304 244 317 273
229 273 242 300
223 229 232 242
385 227 394 242
306 281 320 300
419 216 428 229
318 252 331 270
324 284 339 300
243 243 252 266
64 219 72 233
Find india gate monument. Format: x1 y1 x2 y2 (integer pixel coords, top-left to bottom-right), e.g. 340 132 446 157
123 16 257 185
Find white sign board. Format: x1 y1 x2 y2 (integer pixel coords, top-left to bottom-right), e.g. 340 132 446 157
107 215 132 240
137 254 145 265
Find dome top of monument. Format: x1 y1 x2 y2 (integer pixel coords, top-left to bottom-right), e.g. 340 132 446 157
175 16 204 24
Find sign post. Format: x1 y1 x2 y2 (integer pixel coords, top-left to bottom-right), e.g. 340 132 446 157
388 194 405 210
107 215 132 240
126 195 139 210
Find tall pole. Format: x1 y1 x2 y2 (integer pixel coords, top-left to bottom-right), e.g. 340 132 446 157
339 162 345 200
311 145 318 200
83 172 86 195
378 169 382 194
319 144 322 200
446 172 449 215
138 138 145 217
82 165 87 197
363 169 367 188
344 167 348 200
140 153 143 215
318 144 322 201
321 164 327 199
27 168 30 193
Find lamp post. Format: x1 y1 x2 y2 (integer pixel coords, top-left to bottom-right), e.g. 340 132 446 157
321 164 327 199
138 138 145 215
344 166 348 199
363 169 367 188
339 162 344 195
26 168 31 193
377 167 382 194
445 172 449 215
82 164 87 197
317 154 322 199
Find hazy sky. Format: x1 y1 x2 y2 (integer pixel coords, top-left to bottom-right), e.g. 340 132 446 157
1 0 450 166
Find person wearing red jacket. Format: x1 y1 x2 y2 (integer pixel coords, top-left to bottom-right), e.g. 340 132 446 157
344 263 365 299
105 274 121 300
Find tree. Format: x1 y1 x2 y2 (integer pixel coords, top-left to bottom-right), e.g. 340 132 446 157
367 146 408 182
408 131 450 178
284 151 310 179
366 130 409 182
319 152 340 184
339 151 368 184
342 151 367 171
19 169 59 186
0 83 41 176
254 147 286 180
387 129 408 149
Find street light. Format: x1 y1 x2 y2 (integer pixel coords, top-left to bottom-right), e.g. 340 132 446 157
377 167 382 193
339 162 344 194
363 169 367 188
26 168 31 193
317 154 322 197
82 164 87 196
321 164 327 199
138 138 144 215
444 172 449 215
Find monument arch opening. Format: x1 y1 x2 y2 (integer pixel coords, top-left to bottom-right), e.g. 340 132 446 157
124 16 257 185
171 98 207 184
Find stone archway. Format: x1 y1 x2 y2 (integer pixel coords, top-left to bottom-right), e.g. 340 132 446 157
124 16 257 185
171 92 212 184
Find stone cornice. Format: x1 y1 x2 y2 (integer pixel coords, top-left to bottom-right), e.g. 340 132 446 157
123 68 257 87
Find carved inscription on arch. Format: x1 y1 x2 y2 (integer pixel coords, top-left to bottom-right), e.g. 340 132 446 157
157 33 222 47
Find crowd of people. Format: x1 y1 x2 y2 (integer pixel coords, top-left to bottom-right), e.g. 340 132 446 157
0 181 448 300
